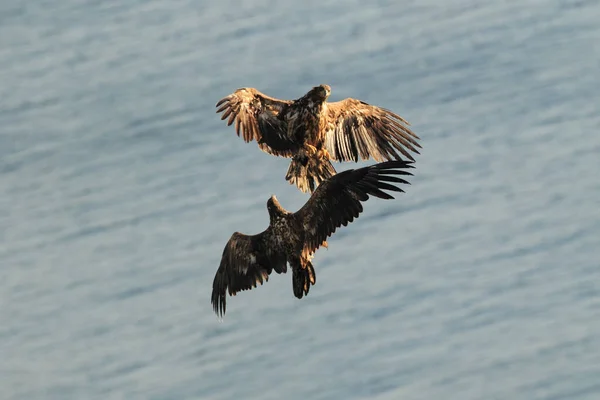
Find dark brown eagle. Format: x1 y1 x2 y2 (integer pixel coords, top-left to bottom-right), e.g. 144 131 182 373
211 160 414 318
215 84 421 194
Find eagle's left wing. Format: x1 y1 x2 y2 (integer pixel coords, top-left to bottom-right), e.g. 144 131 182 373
211 230 286 318
215 88 296 157
322 98 421 162
293 161 414 255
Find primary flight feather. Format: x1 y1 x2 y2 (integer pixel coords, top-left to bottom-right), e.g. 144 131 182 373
211 160 415 318
216 84 421 194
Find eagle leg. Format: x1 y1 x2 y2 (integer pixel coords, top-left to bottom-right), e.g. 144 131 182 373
305 261 316 286
317 148 331 161
291 257 316 299
285 150 337 194
304 144 318 156
301 257 316 285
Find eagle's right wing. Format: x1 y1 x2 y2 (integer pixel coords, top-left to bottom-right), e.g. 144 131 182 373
216 88 296 157
211 230 286 318
293 161 414 255
322 98 421 162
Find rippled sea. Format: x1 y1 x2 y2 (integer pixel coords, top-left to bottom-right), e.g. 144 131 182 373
2 1 600 399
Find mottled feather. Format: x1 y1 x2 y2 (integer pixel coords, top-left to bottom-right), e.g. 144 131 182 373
322 99 421 163
210 160 415 318
216 85 421 193
215 88 294 157
211 231 286 318
295 160 414 254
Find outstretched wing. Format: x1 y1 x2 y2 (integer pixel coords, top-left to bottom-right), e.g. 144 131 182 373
294 161 414 254
215 88 296 157
211 230 287 318
322 98 421 162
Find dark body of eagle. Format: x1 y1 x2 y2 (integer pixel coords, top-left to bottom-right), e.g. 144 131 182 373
211 160 415 318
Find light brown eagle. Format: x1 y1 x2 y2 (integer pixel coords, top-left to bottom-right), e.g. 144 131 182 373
211 160 414 318
215 84 421 194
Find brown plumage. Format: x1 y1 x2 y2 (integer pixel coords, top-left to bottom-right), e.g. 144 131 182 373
211 160 415 318
215 84 421 194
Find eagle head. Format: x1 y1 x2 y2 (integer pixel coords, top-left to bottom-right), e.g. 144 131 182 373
267 195 284 220
267 195 281 211
308 84 331 102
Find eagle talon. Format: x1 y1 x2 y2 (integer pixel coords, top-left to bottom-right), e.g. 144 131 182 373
317 148 331 160
305 144 318 156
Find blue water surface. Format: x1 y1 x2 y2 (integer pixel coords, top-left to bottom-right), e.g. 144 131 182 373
1 1 599 399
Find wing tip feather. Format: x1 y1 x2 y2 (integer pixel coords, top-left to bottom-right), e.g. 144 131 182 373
215 97 229 107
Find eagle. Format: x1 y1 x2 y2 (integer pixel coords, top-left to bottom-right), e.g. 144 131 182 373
211 160 415 318
215 84 421 194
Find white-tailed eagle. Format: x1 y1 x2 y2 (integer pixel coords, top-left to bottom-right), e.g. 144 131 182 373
215 84 421 194
211 160 415 318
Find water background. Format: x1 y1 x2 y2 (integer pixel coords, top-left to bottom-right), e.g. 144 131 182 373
2 1 600 399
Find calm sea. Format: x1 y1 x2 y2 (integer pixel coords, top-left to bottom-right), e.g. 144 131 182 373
1 1 599 399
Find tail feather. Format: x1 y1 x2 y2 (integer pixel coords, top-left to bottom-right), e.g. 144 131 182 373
285 153 336 194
